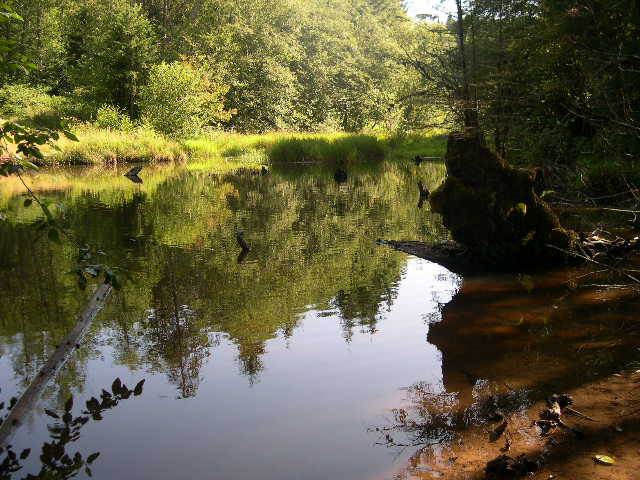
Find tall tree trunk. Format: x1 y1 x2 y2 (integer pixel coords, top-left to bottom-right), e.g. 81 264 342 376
455 0 478 130
494 0 508 158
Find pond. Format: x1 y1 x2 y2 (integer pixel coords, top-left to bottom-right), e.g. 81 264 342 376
0 160 638 479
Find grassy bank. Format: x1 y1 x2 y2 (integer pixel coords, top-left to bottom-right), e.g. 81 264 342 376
45 127 446 167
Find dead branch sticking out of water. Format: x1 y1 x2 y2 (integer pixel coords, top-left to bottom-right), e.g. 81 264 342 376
235 231 250 264
0 284 112 447
417 181 430 209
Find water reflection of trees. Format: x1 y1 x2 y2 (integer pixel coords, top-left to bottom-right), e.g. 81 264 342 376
0 224 94 407
372 380 532 451
0 161 448 393
141 253 213 398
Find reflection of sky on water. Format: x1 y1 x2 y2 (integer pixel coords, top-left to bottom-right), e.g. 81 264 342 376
10 258 460 480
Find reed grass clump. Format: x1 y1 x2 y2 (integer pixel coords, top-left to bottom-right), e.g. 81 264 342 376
45 127 444 168
266 134 385 163
52 126 187 165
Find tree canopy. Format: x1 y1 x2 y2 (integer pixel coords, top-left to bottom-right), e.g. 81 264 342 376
0 0 424 133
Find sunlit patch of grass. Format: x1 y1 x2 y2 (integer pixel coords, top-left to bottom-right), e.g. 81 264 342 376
40 127 448 170
51 126 188 165
381 131 448 161
266 134 385 164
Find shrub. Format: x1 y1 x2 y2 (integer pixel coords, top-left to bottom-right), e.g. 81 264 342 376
0 83 62 121
139 61 232 137
95 104 134 131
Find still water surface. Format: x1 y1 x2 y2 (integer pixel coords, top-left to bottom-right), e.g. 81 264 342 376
0 160 638 479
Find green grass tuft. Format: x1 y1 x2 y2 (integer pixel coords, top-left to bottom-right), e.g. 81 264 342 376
266 134 385 164
51 126 187 165
41 127 447 168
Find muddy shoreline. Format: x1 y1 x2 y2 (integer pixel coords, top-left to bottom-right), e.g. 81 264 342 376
373 262 640 480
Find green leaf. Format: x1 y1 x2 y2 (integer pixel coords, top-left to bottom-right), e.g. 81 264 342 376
18 160 38 171
63 130 79 142
87 452 100 464
44 409 59 419
85 397 100 412
112 378 122 396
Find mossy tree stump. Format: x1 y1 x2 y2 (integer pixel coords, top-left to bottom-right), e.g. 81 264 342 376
428 132 579 269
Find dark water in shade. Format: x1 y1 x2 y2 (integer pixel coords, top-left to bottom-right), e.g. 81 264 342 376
0 160 638 479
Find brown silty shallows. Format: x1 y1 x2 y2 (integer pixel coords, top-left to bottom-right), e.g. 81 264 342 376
377 268 640 480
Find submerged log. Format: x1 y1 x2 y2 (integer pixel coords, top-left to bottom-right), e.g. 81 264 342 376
0 284 112 447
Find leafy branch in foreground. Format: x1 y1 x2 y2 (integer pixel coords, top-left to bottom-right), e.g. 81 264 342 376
0 378 145 480
0 2 123 291
0 123 124 290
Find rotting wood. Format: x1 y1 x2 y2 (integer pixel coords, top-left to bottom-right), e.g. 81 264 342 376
382 133 640 274
0 283 112 447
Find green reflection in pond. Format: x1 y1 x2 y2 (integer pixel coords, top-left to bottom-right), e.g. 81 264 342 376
0 159 447 397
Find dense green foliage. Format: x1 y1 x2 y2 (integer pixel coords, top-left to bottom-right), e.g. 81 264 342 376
1 0 636 186
0 0 424 134
405 0 640 191
139 61 231 136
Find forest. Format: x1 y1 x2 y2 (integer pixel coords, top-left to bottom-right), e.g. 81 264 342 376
0 0 637 190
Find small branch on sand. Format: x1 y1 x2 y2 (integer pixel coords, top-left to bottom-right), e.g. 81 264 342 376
565 406 598 422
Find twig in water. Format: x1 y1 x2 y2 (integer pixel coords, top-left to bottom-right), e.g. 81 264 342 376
565 406 598 422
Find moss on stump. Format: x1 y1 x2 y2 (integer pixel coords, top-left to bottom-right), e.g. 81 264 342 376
428 132 579 268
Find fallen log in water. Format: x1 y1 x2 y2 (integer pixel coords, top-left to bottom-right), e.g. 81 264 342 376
376 239 478 274
0 284 112 447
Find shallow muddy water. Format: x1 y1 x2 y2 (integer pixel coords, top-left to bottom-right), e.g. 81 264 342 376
0 160 638 479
